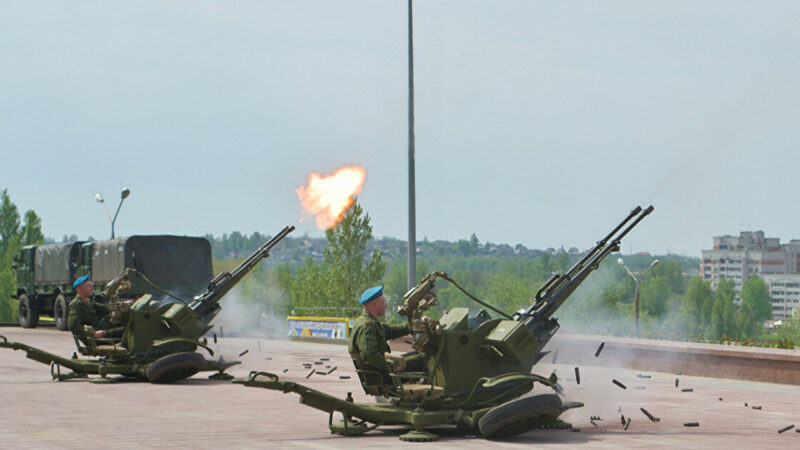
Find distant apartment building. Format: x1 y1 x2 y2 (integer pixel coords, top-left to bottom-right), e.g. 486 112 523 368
700 231 800 320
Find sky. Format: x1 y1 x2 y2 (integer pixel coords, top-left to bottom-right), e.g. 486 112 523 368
2 1 800 256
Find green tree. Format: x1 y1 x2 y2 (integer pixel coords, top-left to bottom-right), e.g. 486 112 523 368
456 239 473 256
738 277 772 337
679 277 714 334
323 198 387 307
0 189 21 255
0 190 23 321
21 210 44 246
710 278 738 336
555 251 570 273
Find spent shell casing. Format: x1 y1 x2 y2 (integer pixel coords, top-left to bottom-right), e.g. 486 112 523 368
314 361 323 365
238 349 249 357
636 374 652 379
752 406 762 410
595 342 605 357
213 333 217 344
681 388 694 392
306 369 315 379
624 418 631 431
675 378 679 388
282 369 288 373
634 386 646 390
328 366 338 375
339 376 350 379
575 367 580 385
684 422 700 427
620 414 626 426
778 425 795 433
320 357 330 361
640 408 660 423
612 379 627 389
265 357 272 361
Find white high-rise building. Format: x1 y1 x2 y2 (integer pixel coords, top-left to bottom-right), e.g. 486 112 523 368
700 231 800 319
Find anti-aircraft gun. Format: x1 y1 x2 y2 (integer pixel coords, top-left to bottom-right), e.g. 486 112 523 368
1 225 294 384
235 207 653 441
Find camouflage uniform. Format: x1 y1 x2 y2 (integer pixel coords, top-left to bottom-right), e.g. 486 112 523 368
67 297 124 344
348 310 426 393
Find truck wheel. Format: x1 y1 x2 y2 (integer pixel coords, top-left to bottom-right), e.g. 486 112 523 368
18 294 40 328
145 352 207 383
54 295 70 331
478 394 563 438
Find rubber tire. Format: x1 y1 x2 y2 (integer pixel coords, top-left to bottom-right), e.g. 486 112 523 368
18 294 40 328
145 352 207 383
478 394 563 439
54 294 70 331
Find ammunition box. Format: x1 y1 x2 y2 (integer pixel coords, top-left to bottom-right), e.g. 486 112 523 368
483 320 538 363
163 303 199 334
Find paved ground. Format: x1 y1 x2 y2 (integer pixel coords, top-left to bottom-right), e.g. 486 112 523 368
1 328 799 449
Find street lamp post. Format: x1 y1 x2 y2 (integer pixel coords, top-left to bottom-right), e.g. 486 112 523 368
618 258 659 337
94 188 131 239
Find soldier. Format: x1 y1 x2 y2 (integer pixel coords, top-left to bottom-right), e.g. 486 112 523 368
68 275 125 344
348 286 426 394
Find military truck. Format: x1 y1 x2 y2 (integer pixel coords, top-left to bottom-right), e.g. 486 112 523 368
12 236 213 330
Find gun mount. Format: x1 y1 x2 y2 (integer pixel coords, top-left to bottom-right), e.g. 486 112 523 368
1 225 295 384
236 207 653 441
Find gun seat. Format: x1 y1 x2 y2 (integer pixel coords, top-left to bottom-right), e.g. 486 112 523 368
73 334 128 357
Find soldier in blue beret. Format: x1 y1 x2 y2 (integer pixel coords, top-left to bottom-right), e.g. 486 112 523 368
348 285 427 395
67 276 125 345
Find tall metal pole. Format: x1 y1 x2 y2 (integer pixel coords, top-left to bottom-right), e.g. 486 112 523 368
407 0 417 290
634 277 640 337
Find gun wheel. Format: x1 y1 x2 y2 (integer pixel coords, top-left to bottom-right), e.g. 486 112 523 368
399 430 438 442
478 393 564 439
145 352 206 383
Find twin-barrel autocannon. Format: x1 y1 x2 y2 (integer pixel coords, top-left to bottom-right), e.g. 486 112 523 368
235 206 654 441
0 225 295 383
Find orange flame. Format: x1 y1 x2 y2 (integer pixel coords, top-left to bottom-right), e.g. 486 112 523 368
296 166 366 230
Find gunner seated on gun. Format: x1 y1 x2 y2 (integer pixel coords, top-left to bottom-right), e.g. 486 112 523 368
68 276 125 345
348 286 427 394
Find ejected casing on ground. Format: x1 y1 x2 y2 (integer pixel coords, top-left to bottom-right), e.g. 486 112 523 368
684 422 700 427
612 379 627 389
675 378 679 388
238 349 249 357
575 367 580 385
640 408 660 423
595 342 605 357
624 418 631 430
306 369 315 379
778 425 794 433
681 388 693 392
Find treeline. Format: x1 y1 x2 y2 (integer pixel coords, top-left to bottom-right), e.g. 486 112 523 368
0 189 45 321
219 201 796 346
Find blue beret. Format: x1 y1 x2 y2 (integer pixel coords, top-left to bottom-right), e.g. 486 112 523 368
73 275 90 289
359 286 383 305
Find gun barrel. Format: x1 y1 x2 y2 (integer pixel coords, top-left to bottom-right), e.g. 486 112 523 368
524 206 653 324
191 225 294 320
